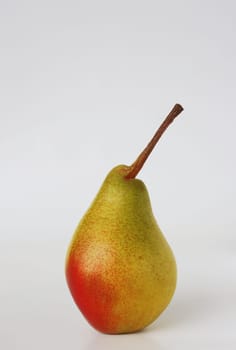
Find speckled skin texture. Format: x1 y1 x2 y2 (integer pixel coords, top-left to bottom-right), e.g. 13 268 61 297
65 165 177 334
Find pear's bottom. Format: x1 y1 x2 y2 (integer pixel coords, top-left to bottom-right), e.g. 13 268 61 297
91 310 166 335
66 252 177 335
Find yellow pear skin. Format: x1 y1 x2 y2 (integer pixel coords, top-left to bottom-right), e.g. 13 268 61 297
65 104 184 334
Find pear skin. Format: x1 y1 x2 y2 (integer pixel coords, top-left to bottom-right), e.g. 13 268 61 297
65 104 183 334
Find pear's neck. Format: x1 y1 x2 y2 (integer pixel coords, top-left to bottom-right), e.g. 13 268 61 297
93 170 154 220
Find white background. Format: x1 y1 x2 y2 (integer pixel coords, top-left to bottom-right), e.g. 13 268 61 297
1 1 236 349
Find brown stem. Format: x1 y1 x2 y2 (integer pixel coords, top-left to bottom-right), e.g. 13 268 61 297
125 103 184 179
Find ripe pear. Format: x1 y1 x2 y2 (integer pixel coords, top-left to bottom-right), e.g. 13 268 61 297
65 104 184 334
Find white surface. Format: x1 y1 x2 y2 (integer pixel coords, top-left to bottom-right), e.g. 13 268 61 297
1 1 236 349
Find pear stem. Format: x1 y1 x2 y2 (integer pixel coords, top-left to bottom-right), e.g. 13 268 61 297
125 103 184 179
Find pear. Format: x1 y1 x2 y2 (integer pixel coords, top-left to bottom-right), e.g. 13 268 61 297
65 104 184 334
